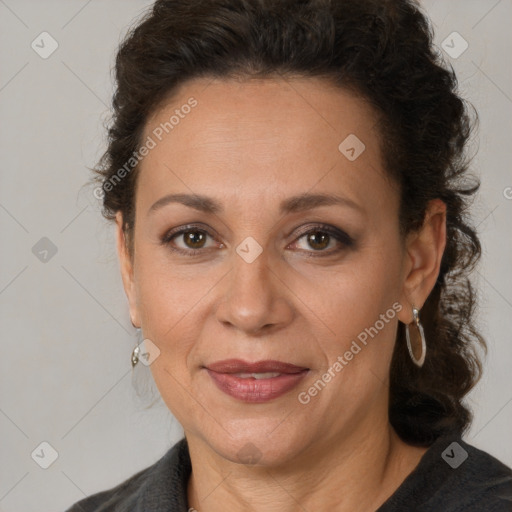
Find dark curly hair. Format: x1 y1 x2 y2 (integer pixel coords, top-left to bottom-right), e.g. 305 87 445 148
93 0 485 445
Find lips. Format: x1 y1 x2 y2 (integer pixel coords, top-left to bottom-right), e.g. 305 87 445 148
206 359 308 374
205 359 309 403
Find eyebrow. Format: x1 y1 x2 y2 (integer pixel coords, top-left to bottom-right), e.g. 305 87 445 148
148 192 364 216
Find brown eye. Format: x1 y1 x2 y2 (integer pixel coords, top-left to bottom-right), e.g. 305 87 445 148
305 231 331 251
291 224 355 256
161 225 217 255
181 230 207 249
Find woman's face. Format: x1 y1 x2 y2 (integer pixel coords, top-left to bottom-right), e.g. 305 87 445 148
118 76 417 465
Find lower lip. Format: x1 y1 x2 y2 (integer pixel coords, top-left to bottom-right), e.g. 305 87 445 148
206 369 309 403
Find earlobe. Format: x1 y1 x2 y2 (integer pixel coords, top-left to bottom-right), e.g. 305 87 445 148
115 212 141 328
398 199 447 323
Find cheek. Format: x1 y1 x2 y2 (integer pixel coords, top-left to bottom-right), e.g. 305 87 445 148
134 229 403 342
305 246 402 336
135 227 403 353
131 260 197 388
307 244 403 381
133 237 403 435
133 240 210 327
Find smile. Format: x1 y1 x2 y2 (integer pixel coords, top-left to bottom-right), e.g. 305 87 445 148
204 359 310 403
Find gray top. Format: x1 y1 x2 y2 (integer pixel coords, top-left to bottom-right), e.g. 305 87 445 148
64 432 512 511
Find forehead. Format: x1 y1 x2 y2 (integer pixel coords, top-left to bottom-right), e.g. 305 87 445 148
137 76 393 215
143 76 380 154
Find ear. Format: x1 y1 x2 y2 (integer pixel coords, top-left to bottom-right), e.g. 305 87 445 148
115 211 141 328
397 199 447 324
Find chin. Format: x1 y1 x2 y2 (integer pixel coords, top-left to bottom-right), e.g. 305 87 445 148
199 418 313 467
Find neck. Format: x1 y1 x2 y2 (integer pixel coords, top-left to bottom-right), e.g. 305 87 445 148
185 416 428 512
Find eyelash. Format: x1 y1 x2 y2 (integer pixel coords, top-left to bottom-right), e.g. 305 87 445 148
160 223 355 258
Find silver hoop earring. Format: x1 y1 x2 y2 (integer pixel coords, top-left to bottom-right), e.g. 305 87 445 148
131 327 142 367
131 345 140 367
405 307 426 367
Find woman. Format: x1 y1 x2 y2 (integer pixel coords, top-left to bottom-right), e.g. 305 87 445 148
66 0 512 510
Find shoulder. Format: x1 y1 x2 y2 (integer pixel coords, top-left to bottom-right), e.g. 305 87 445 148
63 437 191 512
451 437 512 511
379 433 512 512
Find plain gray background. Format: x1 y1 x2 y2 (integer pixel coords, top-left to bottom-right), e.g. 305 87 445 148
0 1 511 510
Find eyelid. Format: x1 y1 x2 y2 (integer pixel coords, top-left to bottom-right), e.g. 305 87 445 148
291 223 354 245
161 222 354 256
288 223 355 256
162 222 216 238
160 224 221 253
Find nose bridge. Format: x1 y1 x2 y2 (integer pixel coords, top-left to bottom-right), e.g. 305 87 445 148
216 241 290 334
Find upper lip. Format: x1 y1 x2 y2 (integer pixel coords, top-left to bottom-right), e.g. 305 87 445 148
205 359 308 374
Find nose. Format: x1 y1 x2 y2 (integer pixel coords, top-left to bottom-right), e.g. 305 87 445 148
215 246 294 335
